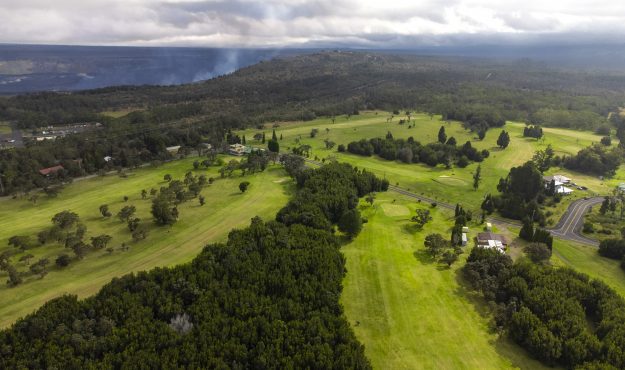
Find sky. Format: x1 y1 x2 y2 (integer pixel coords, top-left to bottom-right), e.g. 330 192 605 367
0 0 624 48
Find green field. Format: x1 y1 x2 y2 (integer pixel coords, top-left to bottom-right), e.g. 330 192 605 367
0 122 11 134
240 112 624 222
0 157 291 327
341 192 549 369
582 207 625 242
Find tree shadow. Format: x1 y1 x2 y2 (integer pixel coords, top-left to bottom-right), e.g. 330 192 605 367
413 249 435 265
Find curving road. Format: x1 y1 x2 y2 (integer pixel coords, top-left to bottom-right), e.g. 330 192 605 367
549 197 604 247
304 158 603 246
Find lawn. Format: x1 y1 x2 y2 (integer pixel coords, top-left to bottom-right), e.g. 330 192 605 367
340 192 549 369
239 112 623 221
0 122 11 134
100 108 143 118
0 157 291 328
552 239 625 297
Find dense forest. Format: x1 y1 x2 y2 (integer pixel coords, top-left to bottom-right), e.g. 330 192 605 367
464 247 625 368
2 51 625 195
0 160 387 368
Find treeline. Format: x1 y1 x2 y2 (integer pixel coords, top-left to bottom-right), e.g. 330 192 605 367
0 160 383 368
562 144 624 177
346 133 489 168
2 51 625 195
464 247 625 368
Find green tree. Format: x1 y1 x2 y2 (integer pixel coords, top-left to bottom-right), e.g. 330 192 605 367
497 130 510 149
272 129 277 141
55 254 71 267
338 209 363 238
524 243 552 263
267 139 280 153
239 181 250 193
473 165 482 190
424 233 448 257
164 174 172 182
411 209 432 229
151 195 178 226
261 132 266 143
519 217 535 241
91 234 112 249
117 205 136 222
438 126 447 144
52 211 80 230
441 249 459 267
199 195 205 206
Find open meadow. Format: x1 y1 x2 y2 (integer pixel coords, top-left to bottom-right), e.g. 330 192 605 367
240 112 624 224
0 157 291 327
341 192 550 369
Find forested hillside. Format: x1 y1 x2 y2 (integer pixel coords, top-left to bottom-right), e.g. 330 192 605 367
2 51 625 195
0 160 388 368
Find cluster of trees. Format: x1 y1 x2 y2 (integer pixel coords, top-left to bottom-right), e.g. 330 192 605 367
485 161 547 222
441 108 506 136
1 210 116 286
346 130 489 168
519 217 554 248
423 233 462 267
523 125 544 139
0 160 382 368
463 247 625 368
562 144 623 177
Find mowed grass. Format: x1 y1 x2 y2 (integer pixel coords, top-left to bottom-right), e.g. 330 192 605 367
100 108 143 118
0 157 291 327
341 192 550 369
552 240 625 297
0 122 11 134
240 112 623 218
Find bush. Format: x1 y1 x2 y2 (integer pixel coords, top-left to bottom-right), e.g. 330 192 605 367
55 254 71 267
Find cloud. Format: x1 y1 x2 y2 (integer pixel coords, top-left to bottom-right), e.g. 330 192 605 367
0 0 624 47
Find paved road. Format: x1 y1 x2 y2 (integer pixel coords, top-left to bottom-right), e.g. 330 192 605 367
549 197 604 247
304 158 602 246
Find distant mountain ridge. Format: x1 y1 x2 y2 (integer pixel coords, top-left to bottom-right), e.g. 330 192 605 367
0 45 301 94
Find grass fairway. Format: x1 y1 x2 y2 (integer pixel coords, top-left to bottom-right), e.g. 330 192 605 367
341 192 549 369
0 122 11 134
552 240 625 297
240 112 623 220
0 157 291 328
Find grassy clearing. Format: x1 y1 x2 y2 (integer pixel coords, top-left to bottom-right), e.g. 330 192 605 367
100 108 143 118
582 207 625 242
552 240 625 297
341 192 549 369
0 122 11 135
0 157 291 327
240 112 623 221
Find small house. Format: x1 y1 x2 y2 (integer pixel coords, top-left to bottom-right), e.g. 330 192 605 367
39 165 64 176
229 144 246 156
556 185 574 195
476 232 508 253
166 146 181 154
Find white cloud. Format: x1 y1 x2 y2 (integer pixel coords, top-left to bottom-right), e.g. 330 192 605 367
0 0 624 47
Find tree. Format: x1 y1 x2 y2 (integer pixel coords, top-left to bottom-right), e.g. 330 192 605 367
164 174 172 182
411 209 432 229
132 228 148 241
424 233 448 257
19 253 34 265
141 189 148 199
267 139 279 153
242 135 246 145
324 139 336 150
192 160 200 170
151 195 178 225
52 211 79 230
262 132 266 143
438 126 447 144
497 130 510 149
127 218 140 232
338 209 363 238
239 181 250 193
600 197 610 215
123 195 129 202
272 129 277 141
55 254 71 267
441 249 459 267
117 205 136 222
601 136 612 146
477 128 486 140
473 165 482 190
365 193 375 206
524 243 552 263
199 195 205 206
5 264 22 287
446 137 457 146
519 217 535 241
91 234 112 249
